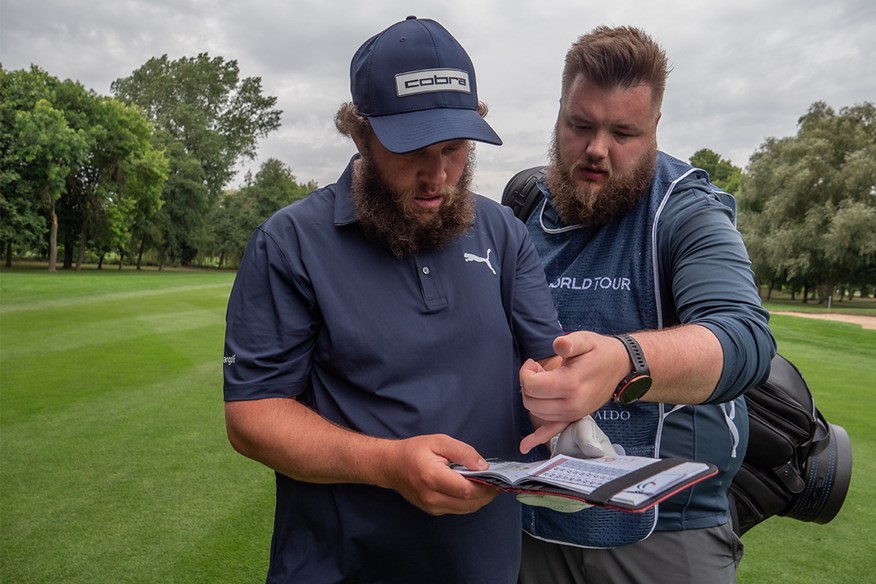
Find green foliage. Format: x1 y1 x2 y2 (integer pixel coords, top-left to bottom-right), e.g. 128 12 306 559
690 147 742 193
2 57 296 270
58 85 168 269
111 53 282 267
0 67 88 261
199 158 315 268
112 52 278 195
737 101 876 300
2 55 301 271
147 141 210 267
241 158 315 224
0 65 168 270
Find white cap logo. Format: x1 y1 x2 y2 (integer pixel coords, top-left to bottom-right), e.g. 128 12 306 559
396 69 471 97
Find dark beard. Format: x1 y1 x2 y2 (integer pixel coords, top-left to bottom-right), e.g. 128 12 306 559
351 148 477 258
544 135 657 227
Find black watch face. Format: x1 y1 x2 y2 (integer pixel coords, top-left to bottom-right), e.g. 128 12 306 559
617 376 652 404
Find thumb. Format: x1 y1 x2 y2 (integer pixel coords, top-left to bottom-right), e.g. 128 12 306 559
552 331 596 360
442 438 489 471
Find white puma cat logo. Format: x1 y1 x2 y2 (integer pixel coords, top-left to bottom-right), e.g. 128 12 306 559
464 248 496 275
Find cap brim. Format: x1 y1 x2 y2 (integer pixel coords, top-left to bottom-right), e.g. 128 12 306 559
368 108 502 154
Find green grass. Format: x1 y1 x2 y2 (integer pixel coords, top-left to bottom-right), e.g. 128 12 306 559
763 295 876 315
1 269 874 582
737 312 876 583
1 268 274 583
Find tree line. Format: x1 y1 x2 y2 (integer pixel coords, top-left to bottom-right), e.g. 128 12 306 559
1 56 311 271
1 57 874 301
693 102 876 303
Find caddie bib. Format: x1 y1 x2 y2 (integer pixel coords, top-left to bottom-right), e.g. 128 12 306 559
523 152 706 547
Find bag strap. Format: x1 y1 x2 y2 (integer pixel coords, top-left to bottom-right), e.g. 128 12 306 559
501 165 547 221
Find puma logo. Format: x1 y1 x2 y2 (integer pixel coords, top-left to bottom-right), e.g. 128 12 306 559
464 248 496 275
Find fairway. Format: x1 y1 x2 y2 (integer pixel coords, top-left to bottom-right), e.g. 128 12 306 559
1 268 274 583
1 269 875 582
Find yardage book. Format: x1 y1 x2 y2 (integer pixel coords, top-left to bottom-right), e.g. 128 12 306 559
454 454 717 512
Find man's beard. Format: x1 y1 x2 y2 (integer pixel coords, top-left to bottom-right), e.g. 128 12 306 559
351 147 477 258
544 134 657 227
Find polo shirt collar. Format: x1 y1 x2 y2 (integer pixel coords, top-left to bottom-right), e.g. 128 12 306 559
334 155 360 226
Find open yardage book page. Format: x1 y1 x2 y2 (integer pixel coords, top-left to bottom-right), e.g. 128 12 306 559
455 454 712 507
529 455 709 507
455 459 550 484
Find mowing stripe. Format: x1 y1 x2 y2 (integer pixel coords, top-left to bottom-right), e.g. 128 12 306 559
0 282 232 314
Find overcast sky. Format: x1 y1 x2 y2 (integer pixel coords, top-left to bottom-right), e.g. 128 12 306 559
2 0 874 199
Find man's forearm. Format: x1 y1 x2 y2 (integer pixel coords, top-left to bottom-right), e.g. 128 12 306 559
633 324 722 405
225 397 392 486
224 397 498 515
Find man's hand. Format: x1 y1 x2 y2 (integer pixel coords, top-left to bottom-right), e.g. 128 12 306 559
518 416 620 513
377 434 500 516
520 332 628 423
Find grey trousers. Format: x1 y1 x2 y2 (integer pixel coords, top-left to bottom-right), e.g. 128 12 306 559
519 523 744 584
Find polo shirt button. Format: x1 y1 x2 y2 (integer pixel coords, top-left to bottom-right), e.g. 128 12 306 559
422 266 430 275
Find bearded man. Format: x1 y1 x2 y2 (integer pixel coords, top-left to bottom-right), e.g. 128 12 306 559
511 26 776 584
221 16 563 584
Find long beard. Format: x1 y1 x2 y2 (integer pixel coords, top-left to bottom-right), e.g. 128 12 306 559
545 135 657 227
351 148 477 258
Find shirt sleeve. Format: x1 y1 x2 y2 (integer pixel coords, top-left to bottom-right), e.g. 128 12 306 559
504 207 563 361
658 181 776 403
223 225 318 401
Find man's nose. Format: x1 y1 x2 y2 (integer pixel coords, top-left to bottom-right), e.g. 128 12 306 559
418 151 448 188
584 130 610 159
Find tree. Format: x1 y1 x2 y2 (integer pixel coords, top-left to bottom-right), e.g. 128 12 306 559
148 141 209 268
0 66 88 269
1 66 167 270
690 148 742 194
240 158 315 226
737 101 876 301
92 139 168 270
199 158 314 268
823 200 876 300
52 82 167 270
201 189 250 270
111 53 282 265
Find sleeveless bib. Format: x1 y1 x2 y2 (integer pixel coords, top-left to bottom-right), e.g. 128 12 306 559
523 153 706 547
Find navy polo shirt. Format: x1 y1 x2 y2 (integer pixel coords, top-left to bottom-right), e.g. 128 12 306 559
223 158 561 583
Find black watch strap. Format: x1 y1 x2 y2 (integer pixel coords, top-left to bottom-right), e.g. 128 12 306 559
612 334 652 404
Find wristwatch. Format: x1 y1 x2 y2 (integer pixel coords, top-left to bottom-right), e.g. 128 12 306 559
612 334 653 405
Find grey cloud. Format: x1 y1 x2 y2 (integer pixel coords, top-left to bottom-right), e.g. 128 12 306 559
2 0 873 198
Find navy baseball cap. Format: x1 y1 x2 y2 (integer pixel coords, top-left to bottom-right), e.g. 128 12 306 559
350 16 502 153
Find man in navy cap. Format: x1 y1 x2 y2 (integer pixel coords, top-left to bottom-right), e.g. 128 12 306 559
222 17 563 583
